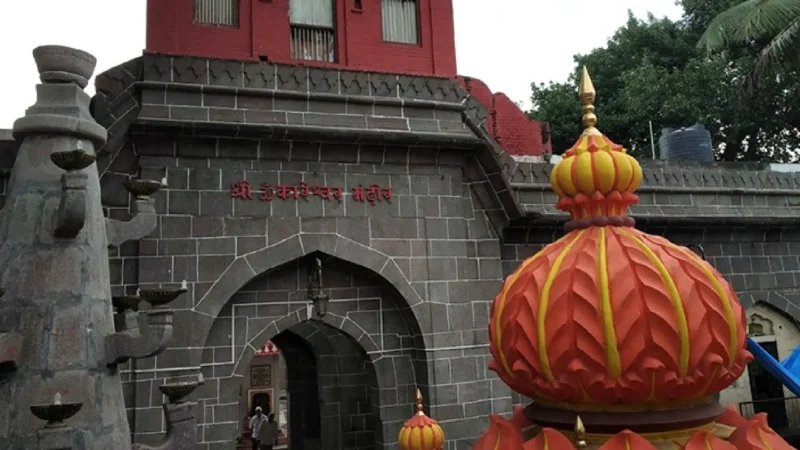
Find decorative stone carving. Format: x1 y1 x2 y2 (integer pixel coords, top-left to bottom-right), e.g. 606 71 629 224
132 381 199 450
749 313 775 337
0 45 190 450
106 177 164 247
105 285 187 366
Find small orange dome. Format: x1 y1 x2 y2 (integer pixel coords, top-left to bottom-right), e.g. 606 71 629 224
488 67 751 412
397 390 444 450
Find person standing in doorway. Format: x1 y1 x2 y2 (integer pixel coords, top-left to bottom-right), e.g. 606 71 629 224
249 406 267 450
258 413 279 450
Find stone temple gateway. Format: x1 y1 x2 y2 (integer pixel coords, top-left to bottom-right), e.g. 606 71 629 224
3 1 800 450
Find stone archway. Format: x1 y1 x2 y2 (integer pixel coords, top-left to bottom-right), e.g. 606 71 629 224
239 320 381 450
191 234 428 348
197 253 427 450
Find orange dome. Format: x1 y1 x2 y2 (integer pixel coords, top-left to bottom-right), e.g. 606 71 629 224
487 67 751 411
471 409 795 449
397 390 444 450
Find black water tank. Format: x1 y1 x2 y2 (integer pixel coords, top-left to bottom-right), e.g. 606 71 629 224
658 123 714 163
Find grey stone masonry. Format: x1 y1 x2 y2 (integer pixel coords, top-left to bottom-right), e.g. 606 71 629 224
510 160 800 223
61 53 800 450
0 46 132 450
111 134 513 450
93 55 521 235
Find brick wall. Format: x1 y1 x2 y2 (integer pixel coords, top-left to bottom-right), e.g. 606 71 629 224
145 0 457 78
458 77 551 157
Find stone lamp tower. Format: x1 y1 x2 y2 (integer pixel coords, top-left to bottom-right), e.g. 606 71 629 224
0 46 192 450
469 68 795 449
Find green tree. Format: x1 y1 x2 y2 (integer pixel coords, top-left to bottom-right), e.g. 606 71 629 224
698 0 800 86
529 7 800 162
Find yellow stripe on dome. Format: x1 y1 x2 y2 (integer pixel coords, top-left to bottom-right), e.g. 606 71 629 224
493 233 575 374
433 427 444 448
593 150 615 193
611 151 634 192
666 243 739 370
492 435 501 450
411 427 421 450
575 152 595 194
704 433 714 450
549 163 565 198
399 426 408 447
555 157 578 196
423 427 432 450
539 229 587 381
619 229 690 377
598 227 622 378
757 427 775 450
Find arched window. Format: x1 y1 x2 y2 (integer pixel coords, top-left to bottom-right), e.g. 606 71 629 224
193 0 240 27
381 0 419 44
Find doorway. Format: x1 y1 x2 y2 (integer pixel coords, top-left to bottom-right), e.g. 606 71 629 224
748 340 790 430
238 320 379 450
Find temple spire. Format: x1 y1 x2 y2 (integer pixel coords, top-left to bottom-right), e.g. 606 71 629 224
415 389 425 416
574 416 587 448
579 66 600 136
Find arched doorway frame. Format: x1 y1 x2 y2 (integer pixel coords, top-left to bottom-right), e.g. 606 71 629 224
191 234 428 348
193 233 429 450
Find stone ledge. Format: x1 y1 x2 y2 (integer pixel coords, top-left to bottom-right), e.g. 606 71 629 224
510 162 800 192
136 80 468 112
512 182 800 196
520 204 800 226
142 54 467 102
130 119 485 148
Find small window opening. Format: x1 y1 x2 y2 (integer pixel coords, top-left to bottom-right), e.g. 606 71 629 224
381 0 419 44
193 0 240 27
290 0 337 62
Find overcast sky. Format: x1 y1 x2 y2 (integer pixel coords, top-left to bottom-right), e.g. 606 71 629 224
0 0 682 128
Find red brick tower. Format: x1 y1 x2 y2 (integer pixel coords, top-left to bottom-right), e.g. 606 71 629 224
143 0 550 156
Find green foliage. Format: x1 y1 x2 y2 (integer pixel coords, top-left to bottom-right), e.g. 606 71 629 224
529 4 800 161
699 0 800 84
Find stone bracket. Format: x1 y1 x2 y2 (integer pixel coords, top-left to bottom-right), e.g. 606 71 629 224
104 309 173 367
0 332 23 371
54 173 88 239
131 402 197 450
106 196 157 247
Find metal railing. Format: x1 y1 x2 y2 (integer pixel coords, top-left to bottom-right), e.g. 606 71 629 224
193 0 239 27
290 25 336 62
739 396 800 429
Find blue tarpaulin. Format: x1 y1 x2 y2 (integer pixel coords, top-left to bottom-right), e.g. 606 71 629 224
747 337 800 396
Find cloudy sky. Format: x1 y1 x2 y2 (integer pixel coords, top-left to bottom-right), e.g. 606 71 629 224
0 0 682 128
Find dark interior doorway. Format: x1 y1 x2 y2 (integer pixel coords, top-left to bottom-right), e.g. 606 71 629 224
748 340 790 430
241 320 379 450
272 330 322 450
250 391 273 417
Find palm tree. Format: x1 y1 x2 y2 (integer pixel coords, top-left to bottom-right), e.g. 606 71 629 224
698 0 800 88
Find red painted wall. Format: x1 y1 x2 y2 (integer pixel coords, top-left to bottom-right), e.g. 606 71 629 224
459 77 552 157
146 0 457 77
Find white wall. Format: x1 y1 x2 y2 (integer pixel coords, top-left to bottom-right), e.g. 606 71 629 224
718 304 800 413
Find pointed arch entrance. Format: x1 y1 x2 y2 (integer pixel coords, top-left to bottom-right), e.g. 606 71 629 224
199 251 428 450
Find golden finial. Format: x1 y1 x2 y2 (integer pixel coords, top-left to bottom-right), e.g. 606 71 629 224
574 415 587 448
579 66 600 136
415 389 425 416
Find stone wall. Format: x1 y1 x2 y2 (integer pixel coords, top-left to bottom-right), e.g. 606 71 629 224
109 134 515 450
